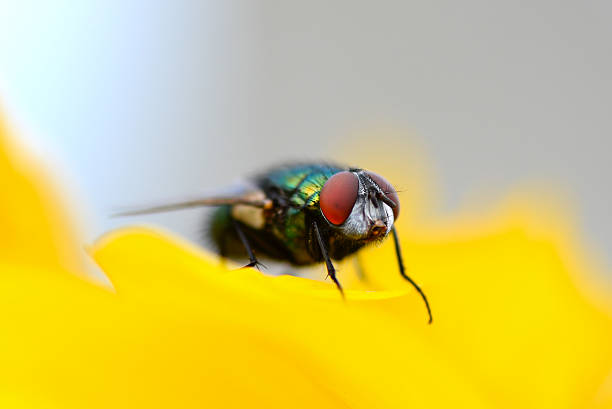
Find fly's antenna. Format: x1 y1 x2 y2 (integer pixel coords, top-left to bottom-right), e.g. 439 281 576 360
377 192 397 209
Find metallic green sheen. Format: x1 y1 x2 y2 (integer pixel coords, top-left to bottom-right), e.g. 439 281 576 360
207 164 348 265
264 164 345 207
262 164 346 263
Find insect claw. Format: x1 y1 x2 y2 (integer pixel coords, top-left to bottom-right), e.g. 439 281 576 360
242 261 267 271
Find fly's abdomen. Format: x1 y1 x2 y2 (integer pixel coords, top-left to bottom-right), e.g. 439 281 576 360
270 207 315 265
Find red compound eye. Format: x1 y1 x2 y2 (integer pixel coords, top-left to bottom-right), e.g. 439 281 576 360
320 171 359 225
366 171 400 220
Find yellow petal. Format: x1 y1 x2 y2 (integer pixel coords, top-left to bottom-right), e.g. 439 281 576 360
0 228 492 409
87 227 491 408
0 116 84 276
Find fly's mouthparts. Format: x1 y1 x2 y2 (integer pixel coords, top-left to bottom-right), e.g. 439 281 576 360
369 220 387 237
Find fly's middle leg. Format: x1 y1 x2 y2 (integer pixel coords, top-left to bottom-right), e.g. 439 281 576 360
312 221 345 299
232 220 265 270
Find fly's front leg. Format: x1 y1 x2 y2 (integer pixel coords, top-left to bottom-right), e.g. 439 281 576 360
391 226 433 324
312 221 345 299
232 219 265 270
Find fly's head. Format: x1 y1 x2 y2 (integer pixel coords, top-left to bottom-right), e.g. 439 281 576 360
319 169 400 243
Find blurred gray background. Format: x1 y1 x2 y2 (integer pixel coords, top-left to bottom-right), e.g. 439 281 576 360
0 1 610 268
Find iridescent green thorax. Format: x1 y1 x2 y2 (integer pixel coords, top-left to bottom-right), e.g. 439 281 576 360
262 164 346 208
255 164 347 264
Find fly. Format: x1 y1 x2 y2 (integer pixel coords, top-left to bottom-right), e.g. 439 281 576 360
115 163 433 324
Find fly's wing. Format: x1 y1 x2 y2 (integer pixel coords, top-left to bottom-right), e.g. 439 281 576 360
113 184 272 217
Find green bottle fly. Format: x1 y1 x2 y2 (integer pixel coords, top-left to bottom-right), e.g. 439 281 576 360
116 162 432 323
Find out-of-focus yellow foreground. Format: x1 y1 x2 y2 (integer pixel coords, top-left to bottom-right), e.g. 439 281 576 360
1 116 611 409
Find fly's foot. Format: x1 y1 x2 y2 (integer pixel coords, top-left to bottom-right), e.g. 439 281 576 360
241 260 266 271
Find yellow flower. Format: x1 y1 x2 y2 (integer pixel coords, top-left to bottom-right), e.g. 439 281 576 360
1 115 612 409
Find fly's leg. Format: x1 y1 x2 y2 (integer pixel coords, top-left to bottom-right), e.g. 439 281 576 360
353 254 369 283
391 226 433 324
218 234 228 269
232 220 265 270
312 221 345 299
